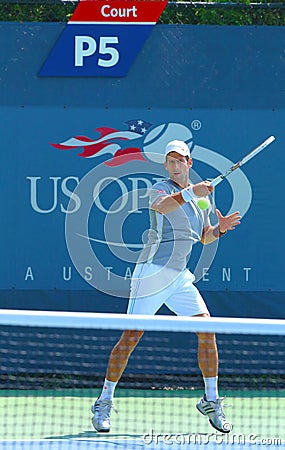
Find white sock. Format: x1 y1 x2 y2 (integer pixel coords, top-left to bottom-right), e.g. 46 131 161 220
98 379 117 401
203 376 219 402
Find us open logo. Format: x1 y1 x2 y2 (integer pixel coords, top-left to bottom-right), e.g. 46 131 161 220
59 120 252 297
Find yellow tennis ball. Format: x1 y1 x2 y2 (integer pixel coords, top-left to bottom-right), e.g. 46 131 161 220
196 197 210 210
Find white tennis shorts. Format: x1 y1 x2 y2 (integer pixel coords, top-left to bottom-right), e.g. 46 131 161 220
127 263 209 316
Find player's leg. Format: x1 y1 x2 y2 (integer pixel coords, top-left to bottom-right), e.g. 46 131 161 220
165 269 232 433
92 263 169 432
106 263 172 384
195 315 218 400
91 329 144 432
106 329 144 383
195 320 232 433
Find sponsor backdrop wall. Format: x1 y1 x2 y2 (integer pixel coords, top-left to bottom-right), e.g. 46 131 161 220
1 22 285 320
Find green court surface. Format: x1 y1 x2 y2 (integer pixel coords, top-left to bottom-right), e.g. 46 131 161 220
0 389 284 449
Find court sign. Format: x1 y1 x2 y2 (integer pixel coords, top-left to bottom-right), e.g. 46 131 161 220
38 0 168 77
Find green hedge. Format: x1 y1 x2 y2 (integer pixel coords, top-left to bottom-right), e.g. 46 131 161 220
0 4 75 22
161 4 285 26
0 2 284 25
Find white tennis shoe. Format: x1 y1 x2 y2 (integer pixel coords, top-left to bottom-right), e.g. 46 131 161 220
196 395 232 433
91 398 118 432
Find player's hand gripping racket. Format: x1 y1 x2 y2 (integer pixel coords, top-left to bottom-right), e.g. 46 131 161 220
210 135 275 187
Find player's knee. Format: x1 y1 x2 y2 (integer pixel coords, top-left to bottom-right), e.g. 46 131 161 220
197 332 216 346
118 330 144 352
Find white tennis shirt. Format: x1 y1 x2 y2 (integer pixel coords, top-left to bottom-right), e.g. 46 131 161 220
138 179 212 271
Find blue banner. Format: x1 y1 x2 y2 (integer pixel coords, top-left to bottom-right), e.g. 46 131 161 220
1 108 283 294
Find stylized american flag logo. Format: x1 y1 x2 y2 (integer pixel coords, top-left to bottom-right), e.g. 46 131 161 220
51 119 152 167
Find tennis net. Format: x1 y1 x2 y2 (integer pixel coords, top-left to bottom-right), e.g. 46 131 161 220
0 310 284 450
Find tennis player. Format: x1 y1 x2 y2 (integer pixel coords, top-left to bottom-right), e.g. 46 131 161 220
92 140 241 434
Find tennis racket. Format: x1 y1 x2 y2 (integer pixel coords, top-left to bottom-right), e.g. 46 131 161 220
210 135 275 187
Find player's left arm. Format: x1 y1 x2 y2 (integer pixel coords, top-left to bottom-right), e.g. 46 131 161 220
201 209 241 245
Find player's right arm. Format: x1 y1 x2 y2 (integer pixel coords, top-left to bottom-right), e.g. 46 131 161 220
152 181 213 214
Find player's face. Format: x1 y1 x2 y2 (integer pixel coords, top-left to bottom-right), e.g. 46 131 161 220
164 152 192 186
